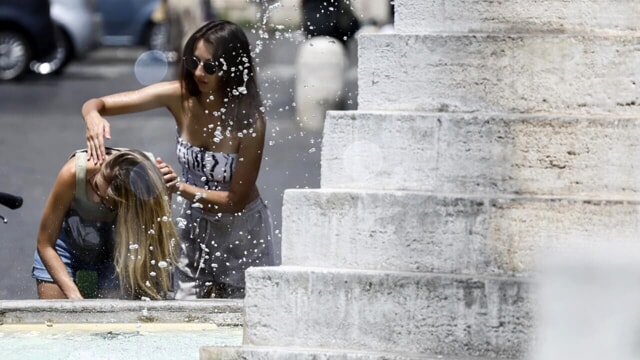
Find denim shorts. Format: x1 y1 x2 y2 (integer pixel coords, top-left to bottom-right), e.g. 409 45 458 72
32 235 119 290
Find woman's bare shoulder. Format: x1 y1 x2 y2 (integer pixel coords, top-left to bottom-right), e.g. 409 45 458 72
55 156 79 190
151 80 183 111
152 80 182 94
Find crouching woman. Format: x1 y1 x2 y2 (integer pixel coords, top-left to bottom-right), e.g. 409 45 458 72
32 148 180 300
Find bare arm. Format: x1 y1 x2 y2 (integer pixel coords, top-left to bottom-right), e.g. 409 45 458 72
36 159 82 299
176 116 266 213
81 80 182 164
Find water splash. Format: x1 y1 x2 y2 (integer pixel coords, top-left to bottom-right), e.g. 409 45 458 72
253 2 284 56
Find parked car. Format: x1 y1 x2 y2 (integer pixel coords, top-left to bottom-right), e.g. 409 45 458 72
0 0 57 80
49 0 102 69
96 0 167 50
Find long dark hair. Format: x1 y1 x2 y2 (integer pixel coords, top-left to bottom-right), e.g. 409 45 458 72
179 20 263 133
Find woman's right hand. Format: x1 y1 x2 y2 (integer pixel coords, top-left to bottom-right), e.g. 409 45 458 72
85 112 111 164
82 98 111 164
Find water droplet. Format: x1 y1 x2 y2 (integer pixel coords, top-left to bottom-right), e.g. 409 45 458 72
134 50 169 85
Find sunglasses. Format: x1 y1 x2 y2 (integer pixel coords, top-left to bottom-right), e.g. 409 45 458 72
183 56 217 75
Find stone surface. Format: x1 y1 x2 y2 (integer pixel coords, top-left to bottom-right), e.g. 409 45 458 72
358 34 640 114
395 0 640 34
282 189 640 275
241 266 533 359
531 245 640 360
321 111 640 197
201 1 640 359
201 345 497 360
0 299 243 325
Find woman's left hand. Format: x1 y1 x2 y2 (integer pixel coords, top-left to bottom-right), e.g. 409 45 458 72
155 157 179 193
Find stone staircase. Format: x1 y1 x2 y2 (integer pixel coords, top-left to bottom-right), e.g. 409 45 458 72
201 0 640 359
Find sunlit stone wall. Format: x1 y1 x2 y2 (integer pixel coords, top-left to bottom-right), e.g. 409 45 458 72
203 1 640 359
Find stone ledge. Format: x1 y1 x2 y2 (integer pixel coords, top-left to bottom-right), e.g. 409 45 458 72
0 299 243 326
322 111 640 197
395 0 640 34
201 344 506 360
282 189 640 275
358 34 640 114
242 266 533 359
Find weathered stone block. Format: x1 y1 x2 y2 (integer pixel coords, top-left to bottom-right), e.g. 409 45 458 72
395 0 640 34
358 34 640 114
282 189 640 275
201 345 496 360
322 111 640 197
240 266 533 359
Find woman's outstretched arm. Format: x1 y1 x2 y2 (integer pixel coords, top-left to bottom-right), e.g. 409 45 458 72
81 81 182 164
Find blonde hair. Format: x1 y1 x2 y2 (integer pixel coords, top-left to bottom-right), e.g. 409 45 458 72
101 150 178 299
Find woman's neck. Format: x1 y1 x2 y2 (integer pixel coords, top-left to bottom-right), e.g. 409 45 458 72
196 91 225 113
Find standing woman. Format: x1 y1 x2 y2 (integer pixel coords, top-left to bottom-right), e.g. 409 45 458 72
33 149 179 300
82 20 276 299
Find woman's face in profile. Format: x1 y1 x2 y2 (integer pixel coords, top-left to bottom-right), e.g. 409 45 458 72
190 39 220 93
89 171 114 210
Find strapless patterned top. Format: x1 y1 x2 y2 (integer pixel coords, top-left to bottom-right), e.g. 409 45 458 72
176 136 237 191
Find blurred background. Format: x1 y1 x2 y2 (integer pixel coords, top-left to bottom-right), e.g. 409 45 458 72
0 0 393 299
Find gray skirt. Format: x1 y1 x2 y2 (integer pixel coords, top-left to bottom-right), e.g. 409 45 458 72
173 197 275 299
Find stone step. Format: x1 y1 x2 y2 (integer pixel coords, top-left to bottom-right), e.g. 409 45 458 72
358 33 640 114
239 266 533 359
201 344 511 360
321 111 640 197
281 189 640 275
395 0 640 34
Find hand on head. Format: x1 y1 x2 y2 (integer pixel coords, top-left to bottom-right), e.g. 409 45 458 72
82 98 111 164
